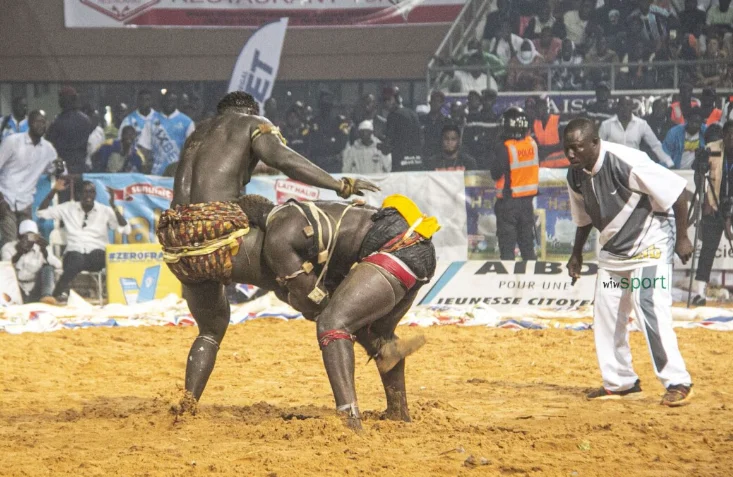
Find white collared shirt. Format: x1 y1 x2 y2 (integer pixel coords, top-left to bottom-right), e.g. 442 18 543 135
0 133 57 211
36 201 132 254
1 241 62 294
599 114 674 168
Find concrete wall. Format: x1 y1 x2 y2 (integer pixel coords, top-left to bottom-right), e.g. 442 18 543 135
0 1 450 82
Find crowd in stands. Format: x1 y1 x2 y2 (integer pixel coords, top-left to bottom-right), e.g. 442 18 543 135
433 0 733 92
0 75 729 304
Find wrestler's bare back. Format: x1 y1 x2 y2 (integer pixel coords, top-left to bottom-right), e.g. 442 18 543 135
171 113 266 207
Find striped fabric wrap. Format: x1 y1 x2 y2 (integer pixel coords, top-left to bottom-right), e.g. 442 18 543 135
156 201 250 285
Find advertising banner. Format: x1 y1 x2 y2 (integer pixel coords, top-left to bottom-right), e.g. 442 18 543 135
419 260 598 310
106 243 182 304
63 0 464 28
246 171 469 262
87 173 174 245
228 18 288 111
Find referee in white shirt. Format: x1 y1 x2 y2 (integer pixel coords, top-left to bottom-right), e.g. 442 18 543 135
0 110 58 247
564 118 694 407
599 96 674 168
36 179 131 300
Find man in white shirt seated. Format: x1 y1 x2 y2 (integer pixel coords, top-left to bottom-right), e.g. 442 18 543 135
599 97 674 167
36 179 131 301
0 110 58 248
342 120 391 174
0 220 62 304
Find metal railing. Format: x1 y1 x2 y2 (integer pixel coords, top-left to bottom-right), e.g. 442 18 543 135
426 0 492 88
428 58 730 93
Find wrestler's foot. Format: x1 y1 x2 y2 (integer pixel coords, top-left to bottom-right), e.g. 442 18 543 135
384 407 411 422
337 403 363 433
375 335 426 374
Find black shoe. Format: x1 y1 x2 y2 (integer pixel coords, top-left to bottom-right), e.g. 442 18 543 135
586 379 642 400
691 295 707 307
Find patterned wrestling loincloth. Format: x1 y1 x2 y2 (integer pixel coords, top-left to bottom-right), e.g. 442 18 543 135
156 201 250 285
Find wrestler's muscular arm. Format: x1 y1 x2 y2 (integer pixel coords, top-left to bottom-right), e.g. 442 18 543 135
250 118 379 197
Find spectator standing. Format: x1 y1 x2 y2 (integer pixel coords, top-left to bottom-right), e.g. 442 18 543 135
465 91 483 123
697 38 728 87
138 91 195 176
526 96 569 167
663 106 707 168
82 104 106 171
0 110 57 247
700 87 723 125
342 120 391 174
309 90 350 173
119 89 155 138
563 0 595 47
281 106 311 158
706 0 733 34
0 97 28 143
526 1 566 39
349 93 378 144
420 90 449 160
36 179 131 301
105 102 128 140
380 87 424 171
599 96 674 167
429 124 477 171
1 220 61 304
533 26 563 63
479 88 500 122
92 125 145 173
644 97 674 141
586 82 615 123
679 0 707 36
630 0 671 50
670 82 701 124
490 107 539 261
46 86 93 175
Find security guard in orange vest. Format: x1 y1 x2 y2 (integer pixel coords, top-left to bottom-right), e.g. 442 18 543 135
490 107 540 261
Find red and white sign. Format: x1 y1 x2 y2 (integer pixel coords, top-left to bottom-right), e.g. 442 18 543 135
274 179 320 204
64 0 465 28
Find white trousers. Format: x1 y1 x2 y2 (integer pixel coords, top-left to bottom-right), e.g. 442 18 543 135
594 264 691 391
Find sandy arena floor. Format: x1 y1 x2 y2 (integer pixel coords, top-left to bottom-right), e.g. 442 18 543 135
1 320 732 477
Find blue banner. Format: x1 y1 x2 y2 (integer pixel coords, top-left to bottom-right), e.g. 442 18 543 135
32 174 174 244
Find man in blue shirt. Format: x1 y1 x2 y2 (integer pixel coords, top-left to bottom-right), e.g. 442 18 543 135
0 97 28 143
119 89 154 138
138 91 195 175
93 126 145 173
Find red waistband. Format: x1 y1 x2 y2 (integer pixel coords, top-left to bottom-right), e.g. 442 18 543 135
362 252 417 290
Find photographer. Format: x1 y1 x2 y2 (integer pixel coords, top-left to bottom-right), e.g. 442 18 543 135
691 123 733 306
0 220 61 304
0 110 60 248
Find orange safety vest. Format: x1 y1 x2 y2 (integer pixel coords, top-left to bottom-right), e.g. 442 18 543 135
496 136 540 199
670 99 701 124
706 108 723 126
533 115 560 146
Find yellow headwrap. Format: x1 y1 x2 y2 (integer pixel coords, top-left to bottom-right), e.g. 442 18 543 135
381 194 441 239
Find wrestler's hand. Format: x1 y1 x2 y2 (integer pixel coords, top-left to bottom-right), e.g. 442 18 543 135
567 253 582 286
675 234 694 264
338 177 380 199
